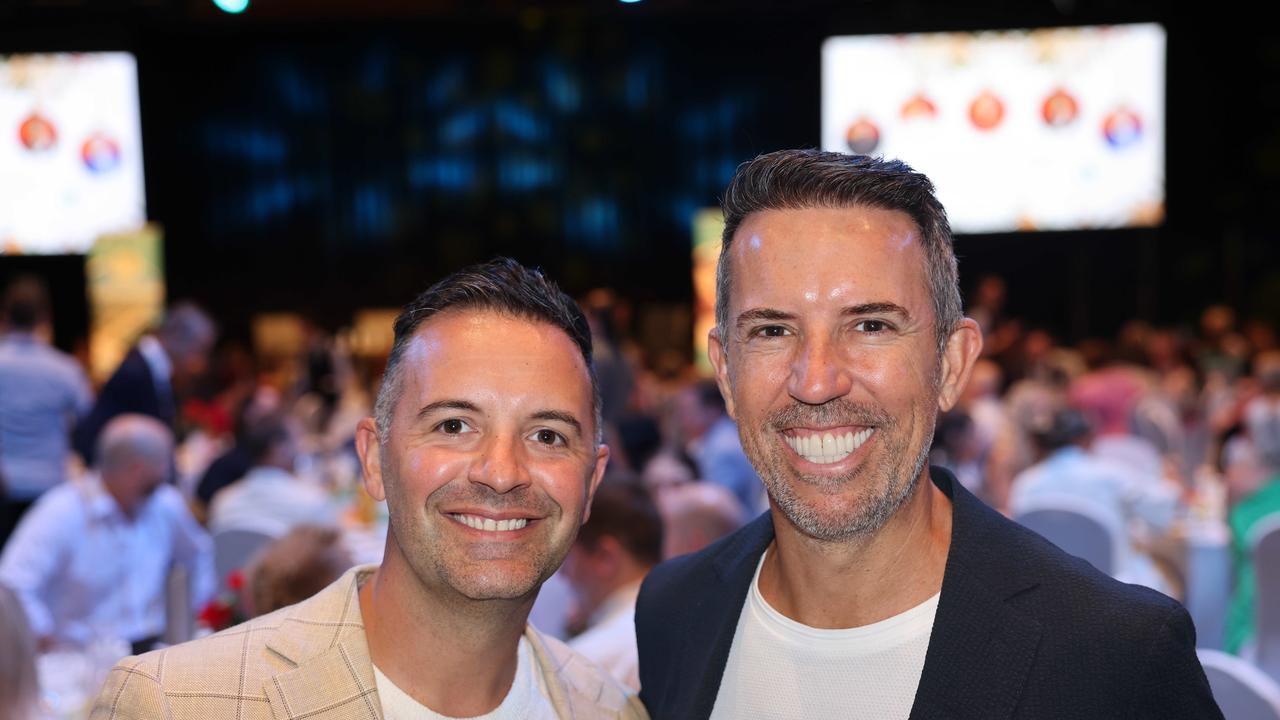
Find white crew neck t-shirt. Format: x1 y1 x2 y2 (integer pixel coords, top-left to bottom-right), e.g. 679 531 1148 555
709 552 939 720
372 636 558 720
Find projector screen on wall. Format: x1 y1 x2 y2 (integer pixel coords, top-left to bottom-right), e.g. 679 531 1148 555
822 23 1165 234
1 52 146 255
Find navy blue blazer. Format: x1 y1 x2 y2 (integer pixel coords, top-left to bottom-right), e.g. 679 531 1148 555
73 348 175 464
636 467 1223 719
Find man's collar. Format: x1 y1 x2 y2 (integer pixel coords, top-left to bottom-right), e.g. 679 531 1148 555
589 578 644 625
137 334 172 384
76 474 130 522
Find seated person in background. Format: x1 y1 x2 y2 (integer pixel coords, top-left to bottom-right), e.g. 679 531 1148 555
207 412 337 537
1225 350 1280 654
1071 367 1175 484
243 524 354 618
675 379 764 512
0 415 214 652
562 480 663 691
0 584 39 720
1010 407 1181 594
194 385 283 514
654 480 747 559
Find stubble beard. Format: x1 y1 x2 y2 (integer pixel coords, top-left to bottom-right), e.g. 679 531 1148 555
381 461 567 603
740 397 937 543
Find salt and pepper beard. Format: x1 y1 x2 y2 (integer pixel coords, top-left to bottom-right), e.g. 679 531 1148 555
739 396 938 543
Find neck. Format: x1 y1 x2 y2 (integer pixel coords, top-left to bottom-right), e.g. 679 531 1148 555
359 545 532 716
759 470 952 629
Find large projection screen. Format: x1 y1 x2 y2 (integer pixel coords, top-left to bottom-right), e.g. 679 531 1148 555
1 52 146 255
822 24 1165 234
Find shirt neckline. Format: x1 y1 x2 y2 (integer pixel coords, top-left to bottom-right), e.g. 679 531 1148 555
749 549 940 646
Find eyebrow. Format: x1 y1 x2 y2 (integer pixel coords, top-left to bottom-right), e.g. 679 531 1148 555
735 308 796 331
842 302 913 324
532 410 584 438
734 302 913 331
416 399 480 419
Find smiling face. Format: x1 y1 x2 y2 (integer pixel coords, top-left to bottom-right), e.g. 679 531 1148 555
710 205 975 542
357 309 608 603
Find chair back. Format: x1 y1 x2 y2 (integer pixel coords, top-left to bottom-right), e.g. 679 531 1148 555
213 529 273 594
1250 514 1280 683
1014 496 1121 575
1199 648 1280 719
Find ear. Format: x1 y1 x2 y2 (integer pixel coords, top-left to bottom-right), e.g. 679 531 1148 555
937 318 984 412
707 326 736 420
355 416 386 501
581 443 611 524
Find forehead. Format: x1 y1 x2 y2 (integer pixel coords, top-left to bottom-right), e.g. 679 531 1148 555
397 309 593 412
725 205 929 316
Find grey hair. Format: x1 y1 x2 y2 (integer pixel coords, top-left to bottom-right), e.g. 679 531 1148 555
374 258 603 445
716 149 963 356
96 414 174 473
156 302 216 355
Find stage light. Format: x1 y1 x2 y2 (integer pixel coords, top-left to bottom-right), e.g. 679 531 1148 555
620 0 643 4
213 0 249 13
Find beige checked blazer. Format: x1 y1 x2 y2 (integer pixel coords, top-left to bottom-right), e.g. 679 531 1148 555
90 565 648 719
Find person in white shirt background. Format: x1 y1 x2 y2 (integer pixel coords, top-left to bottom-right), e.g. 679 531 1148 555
0 414 214 653
207 411 337 537
562 479 663 692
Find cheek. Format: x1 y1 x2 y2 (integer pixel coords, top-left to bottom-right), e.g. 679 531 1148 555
533 457 595 510
730 354 790 414
400 448 469 498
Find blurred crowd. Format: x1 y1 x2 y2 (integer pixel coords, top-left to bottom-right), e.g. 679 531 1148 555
0 268 1277 715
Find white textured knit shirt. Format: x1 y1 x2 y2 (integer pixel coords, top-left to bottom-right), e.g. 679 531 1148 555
709 551 939 720
372 636 558 719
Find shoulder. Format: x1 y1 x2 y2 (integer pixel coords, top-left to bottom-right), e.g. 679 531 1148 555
527 626 647 719
17 483 89 533
960 489 1187 640
100 350 153 390
91 567 372 719
91 609 296 719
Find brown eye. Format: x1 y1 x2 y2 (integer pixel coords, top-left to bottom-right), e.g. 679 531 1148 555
533 429 565 446
856 320 890 333
439 419 469 434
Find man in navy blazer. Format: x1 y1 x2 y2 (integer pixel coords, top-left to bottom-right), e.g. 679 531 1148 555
635 150 1221 719
74 303 215 464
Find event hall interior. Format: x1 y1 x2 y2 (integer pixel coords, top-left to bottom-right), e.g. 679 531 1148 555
1 0 1278 717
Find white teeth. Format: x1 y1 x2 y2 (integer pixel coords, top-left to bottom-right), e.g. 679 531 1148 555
783 428 876 465
452 514 529 531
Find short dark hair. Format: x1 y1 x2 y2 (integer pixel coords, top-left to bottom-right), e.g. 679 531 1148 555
576 480 664 567
374 257 600 442
2 275 49 330
242 413 292 465
717 149 962 355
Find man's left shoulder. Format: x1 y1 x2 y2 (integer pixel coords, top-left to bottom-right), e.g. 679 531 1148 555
526 626 648 719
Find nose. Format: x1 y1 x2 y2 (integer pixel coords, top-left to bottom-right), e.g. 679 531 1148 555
467 434 533 494
788 334 853 406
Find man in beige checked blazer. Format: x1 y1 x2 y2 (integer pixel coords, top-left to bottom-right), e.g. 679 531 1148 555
92 259 647 719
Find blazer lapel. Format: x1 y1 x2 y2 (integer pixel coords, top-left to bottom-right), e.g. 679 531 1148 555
260 568 382 720
678 514 774 720
909 471 1043 720
265 639 381 720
